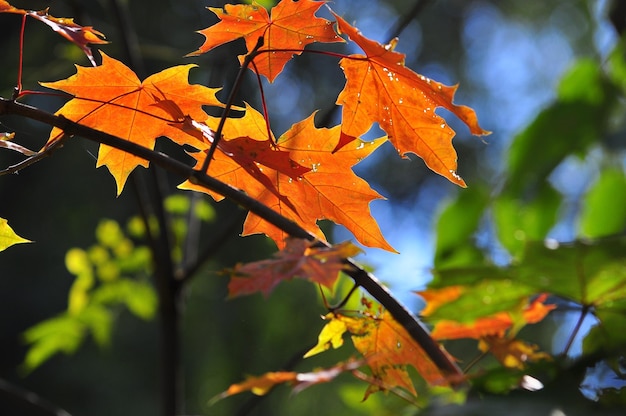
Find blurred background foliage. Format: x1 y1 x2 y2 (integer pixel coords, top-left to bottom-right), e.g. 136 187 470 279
1 0 626 415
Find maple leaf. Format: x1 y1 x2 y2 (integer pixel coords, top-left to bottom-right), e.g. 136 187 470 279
0 217 31 251
0 0 20 13
180 106 395 252
421 290 556 340
227 238 360 298
420 290 554 370
188 0 343 81
331 12 489 186
0 0 107 66
171 115 307 212
213 360 362 403
304 312 349 358
41 52 223 194
315 311 451 397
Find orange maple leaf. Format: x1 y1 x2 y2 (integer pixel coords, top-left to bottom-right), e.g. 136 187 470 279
41 53 224 194
172 115 308 212
0 0 107 66
0 0 21 13
331 12 489 186
228 238 360 298
213 360 362 403
418 286 463 317
188 0 343 81
339 311 450 397
427 293 556 340
180 106 395 252
419 289 554 369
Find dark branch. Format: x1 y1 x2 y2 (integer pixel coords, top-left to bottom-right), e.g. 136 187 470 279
0 378 72 416
0 97 463 379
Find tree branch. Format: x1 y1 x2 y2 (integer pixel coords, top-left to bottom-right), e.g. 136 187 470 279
0 378 72 416
0 97 463 379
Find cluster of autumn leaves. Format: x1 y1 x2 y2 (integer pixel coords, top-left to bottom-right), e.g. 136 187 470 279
1 0 558 403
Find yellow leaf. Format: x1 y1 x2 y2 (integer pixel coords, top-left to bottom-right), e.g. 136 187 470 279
304 314 348 358
479 336 551 369
0 217 31 251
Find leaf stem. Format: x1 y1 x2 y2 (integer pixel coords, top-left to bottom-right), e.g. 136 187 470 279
0 377 72 416
201 36 265 173
13 14 27 99
329 281 360 312
462 350 488 373
561 305 590 357
250 60 274 144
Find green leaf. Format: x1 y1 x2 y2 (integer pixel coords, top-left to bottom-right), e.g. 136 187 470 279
22 315 84 372
95 219 124 248
79 304 113 347
68 271 95 315
471 366 528 394
431 264 511 288
514 237 626 306
91 279 157 320
423 279 535 323
123 280 158 320
494 183 562 258
164 193 190 214
583 304 626 355
434 185 489 268
557 58 607 104
65 247 91 275
194 198 215 221
579 168 626 238
0 217 31 251
505 59 614 196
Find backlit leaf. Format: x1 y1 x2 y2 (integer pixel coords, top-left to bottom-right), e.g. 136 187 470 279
213 360 361 403
494 183 562 259
0 217 31 251
304 313 349 358
227 238 360 298
41 53 223 194
189 0 343 81
579 168 626 238
424 293 556 340
434 185 489 268
180 107 394 251
339 311 450 397
478 337 551 370
331 12 489 186
0 0 107 65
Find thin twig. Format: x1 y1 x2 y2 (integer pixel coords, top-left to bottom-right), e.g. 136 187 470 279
14 14 27 98
561 305 590 357
0 134 67 175
201 36 265 173
328 281 360 312
178 207 247 284
384 0 433 44
0 377 72 416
